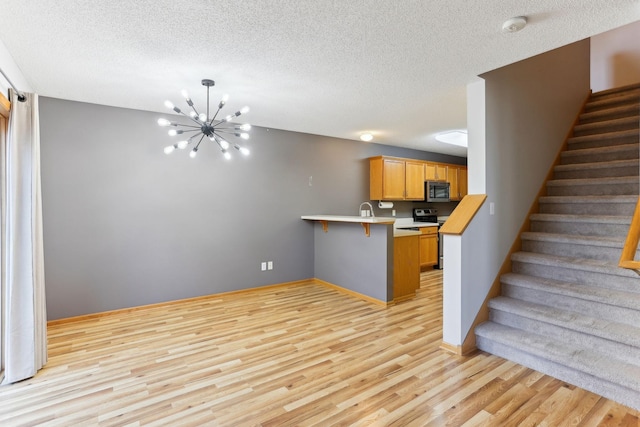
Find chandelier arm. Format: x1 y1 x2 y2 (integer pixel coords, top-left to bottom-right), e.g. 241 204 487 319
174 124 201 129
209 105 223 124
214 129 241 135
189 104 200 118
194 134 206 150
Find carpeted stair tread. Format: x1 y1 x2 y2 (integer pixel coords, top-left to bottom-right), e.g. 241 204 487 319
500 272 640 315
520 231 624 248
529 213 631 225
488 296 640 349
538 195 638 205
572 115 640 135
590 82 640 99
579 103 640 124
584 92 640 112
561 143 639 160
554 159 639 173
566 128 639 145
475 322 640 393
511 251 640 281
546 175 639 187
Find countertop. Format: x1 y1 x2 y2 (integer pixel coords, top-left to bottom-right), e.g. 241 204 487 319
301 215 396 224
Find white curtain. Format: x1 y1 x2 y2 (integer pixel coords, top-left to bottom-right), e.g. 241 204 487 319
1 89 47 384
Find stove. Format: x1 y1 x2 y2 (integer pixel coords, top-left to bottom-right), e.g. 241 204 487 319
413 208 438 224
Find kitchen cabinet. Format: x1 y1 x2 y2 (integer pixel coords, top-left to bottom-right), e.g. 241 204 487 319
425 163 447 181
370 156 425 201
394 234 420 301
419 226 438 268
447 165 468 201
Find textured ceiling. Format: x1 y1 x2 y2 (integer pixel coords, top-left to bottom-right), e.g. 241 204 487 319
1 1 639 157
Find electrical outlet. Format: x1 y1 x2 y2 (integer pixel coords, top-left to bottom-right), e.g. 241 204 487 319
392 209 396 217
261 262 267 271
267 261 273 270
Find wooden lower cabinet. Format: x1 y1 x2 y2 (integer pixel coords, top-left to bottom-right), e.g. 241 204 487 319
393 234 420 302
419 227 438 268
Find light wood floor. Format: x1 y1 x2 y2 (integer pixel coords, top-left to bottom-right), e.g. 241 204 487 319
1 270 638 426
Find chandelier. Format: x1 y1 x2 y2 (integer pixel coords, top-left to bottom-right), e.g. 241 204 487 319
158 79 251 159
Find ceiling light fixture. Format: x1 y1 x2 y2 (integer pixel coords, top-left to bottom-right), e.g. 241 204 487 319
502 16 527 33
360 133 374 142
435 130 468 147
159 79 251 159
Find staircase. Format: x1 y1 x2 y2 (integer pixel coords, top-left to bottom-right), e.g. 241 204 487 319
475 83 640 411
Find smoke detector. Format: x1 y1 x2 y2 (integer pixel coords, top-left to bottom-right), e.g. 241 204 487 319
502 16 527 33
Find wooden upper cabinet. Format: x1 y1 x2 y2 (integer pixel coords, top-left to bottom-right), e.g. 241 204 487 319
370 156 424 201
405 161 425 200
381 158 406 199
425 163 447 181
446 165 468 201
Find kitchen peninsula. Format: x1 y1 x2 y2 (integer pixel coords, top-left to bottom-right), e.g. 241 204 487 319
301 215 420 304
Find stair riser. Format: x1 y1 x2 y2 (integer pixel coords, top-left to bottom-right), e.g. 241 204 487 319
530 220 629 237
511 261 639 292
501 284 640 327
475 337 640 411
573 123 639 138
520 240 629 262
554 165 639 180
567 135 638 151
538 202 636 216
561 149 639 165
546 182 639 197
489 309 640 366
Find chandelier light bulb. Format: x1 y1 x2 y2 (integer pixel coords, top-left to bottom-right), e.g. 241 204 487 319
237 124 251 131
223 150 232 160
157 118 171 126
164 145 176 154
168 129 177 136
177 140 188 149
224 114 233 122
240 133 250 140
236 145 250 156
199 113 207 122
240 106 250 114
189 148 198 158
164 100 174 109
181 90 189 99
219 139 230 150
219 94 229 108
190 111 197 118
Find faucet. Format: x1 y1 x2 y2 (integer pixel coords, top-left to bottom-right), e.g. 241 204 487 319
359 201 375 217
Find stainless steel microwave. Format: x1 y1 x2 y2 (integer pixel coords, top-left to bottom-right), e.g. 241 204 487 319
425 181 450 202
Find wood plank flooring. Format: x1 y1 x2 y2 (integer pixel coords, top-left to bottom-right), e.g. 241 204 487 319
1 270 638 426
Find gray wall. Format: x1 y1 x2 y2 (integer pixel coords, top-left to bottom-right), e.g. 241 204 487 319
313 222 393 302
39 97 465 320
